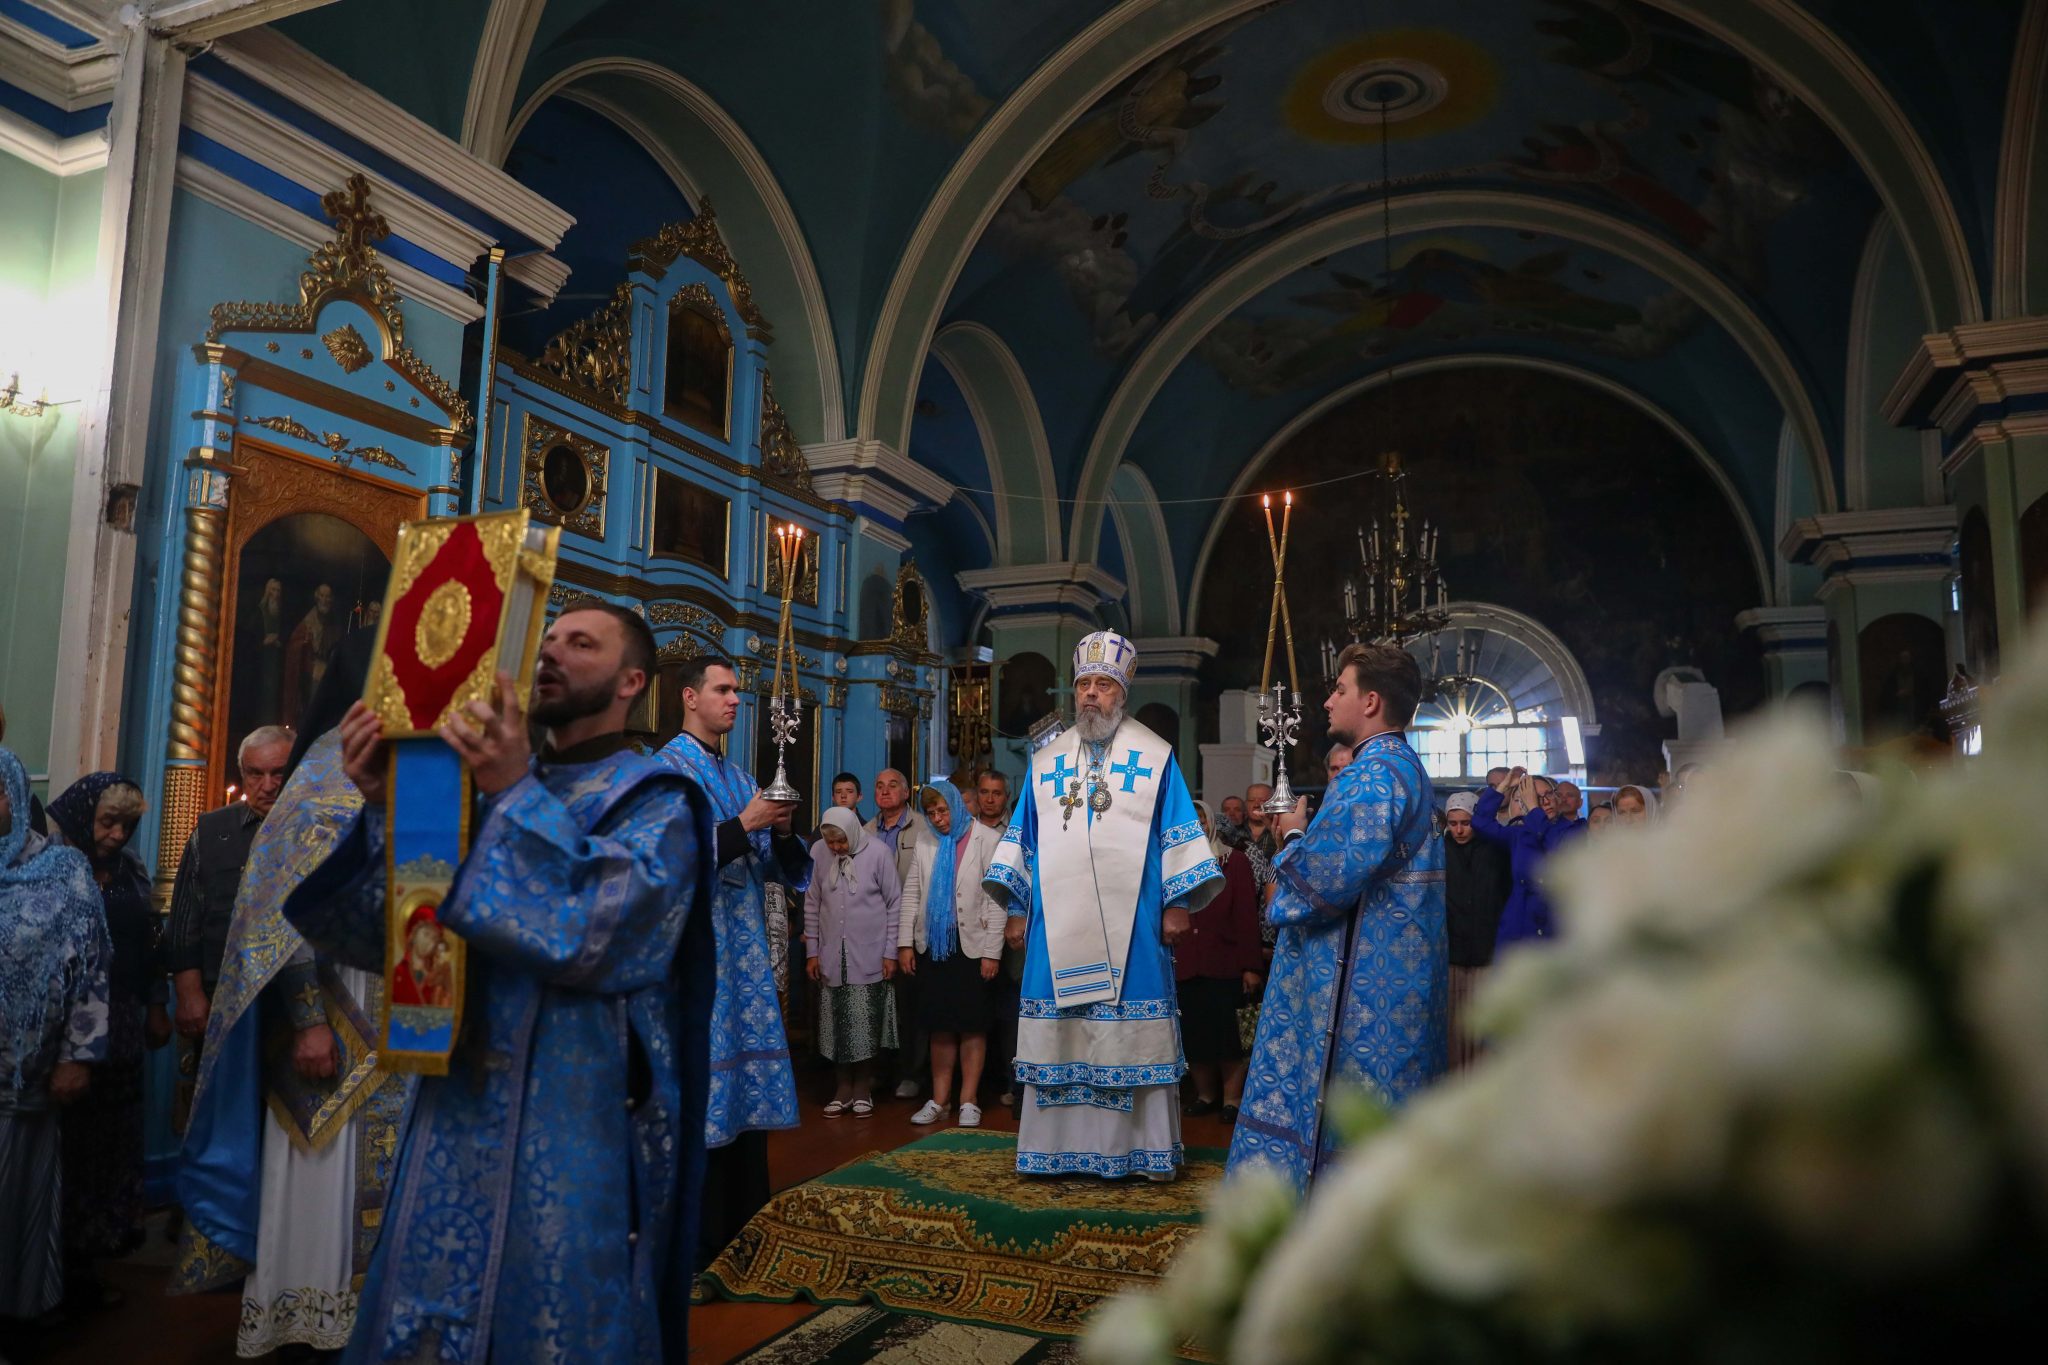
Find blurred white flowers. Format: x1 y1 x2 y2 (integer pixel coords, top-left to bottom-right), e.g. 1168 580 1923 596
1088 630 2048 1364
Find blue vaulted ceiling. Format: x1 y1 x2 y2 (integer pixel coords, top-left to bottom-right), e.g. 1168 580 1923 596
252 0 2030 613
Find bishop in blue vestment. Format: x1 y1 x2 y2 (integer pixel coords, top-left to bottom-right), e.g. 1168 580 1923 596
284 603 716 1364
1229 644 1448 1194
985 631 1221 1179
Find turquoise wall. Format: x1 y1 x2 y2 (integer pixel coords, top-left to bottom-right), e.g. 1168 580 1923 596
0 154 101 797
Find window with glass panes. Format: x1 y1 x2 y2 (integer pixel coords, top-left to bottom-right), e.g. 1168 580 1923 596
1413 726 1463 781
1464 724 1550 775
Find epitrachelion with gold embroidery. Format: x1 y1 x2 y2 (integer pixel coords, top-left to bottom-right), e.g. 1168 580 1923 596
361 509 559 1072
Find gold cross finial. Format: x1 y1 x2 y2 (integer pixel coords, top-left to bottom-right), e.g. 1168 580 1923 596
321 174 389 268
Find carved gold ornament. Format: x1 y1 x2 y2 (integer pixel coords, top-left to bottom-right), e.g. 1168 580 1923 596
532 281 634 408
759 374 813 492
206 175 473 436
414 580 473 669
520 414 608 539
630 199 771 339
244 413 414 476
322 324 373 373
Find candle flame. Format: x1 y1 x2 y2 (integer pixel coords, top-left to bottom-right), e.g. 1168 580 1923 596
1261 493 1270 508
1284 490 1293 507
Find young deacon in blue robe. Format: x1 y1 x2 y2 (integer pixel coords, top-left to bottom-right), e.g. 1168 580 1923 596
652 654 809 1269
984 631 1222 1180
283 602 717 1365
1229 643 1448 1194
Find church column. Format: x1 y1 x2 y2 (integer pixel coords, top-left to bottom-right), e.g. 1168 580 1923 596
1735 606 1829 700
957 562 1126 791
1881 319 2048 680
149 347 240 904
47 24 186 790
1127 636 1217 779
807 439 954 780
1780 509 1957 746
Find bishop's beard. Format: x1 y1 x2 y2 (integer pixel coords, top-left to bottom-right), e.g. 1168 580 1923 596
1074 704 1124 745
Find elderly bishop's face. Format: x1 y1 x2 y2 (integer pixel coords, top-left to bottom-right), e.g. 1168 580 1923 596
1075 674 1123 717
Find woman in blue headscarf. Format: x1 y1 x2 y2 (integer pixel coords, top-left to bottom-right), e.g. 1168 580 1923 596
895 779 1008 1128
45 771 168 1304
0 747 110 1321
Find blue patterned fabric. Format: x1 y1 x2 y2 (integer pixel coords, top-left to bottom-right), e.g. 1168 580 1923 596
988 744 1218 1175
653 732 811 1147
0 747 108 1100
174 734 409 1294
919 779 970 961
1228 732 1448 1195
283 747 717 1365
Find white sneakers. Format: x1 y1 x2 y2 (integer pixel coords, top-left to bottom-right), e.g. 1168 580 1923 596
893 1078 921 1099
911 1100 983 1126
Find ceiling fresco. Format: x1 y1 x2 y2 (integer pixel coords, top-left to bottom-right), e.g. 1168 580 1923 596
248 0 2028 630
948 0 1877 362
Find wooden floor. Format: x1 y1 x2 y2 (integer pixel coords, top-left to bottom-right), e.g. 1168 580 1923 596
9 1067 1240 1364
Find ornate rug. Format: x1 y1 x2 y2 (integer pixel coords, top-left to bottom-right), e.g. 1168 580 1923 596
734 1305 1080 1363
704 1129 1222 1340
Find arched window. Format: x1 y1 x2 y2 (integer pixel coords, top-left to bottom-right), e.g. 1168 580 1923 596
1401 603 1597 782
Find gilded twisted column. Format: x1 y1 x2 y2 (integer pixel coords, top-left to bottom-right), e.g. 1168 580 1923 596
154 502 224 905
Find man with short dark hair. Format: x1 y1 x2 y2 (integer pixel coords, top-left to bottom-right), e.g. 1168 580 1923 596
280 603 719 1359
974 768 1010 831
832 771 864 816
655 655 810 1272
1229 643 1447 1192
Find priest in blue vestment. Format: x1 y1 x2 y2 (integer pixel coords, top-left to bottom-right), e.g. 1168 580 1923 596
652 653 810 1269
984 631 1222 1180
1229 642 1448 1194
283 601 716 1364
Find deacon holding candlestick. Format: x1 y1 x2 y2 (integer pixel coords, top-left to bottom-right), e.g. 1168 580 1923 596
1230 640 1449 1193
655 524 812 1274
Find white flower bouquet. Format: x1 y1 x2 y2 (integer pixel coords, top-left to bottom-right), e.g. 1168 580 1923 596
1089 637 2048 1364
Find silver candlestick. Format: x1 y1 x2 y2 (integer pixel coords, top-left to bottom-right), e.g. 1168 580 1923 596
760 690 802 801
1258 681 1302 814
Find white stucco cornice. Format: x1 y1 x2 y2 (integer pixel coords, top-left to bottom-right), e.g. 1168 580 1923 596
0 16 117 110
1881 318 2048 433
208 28 574 255
957 561 1125 613
1130 636 1219 676
805 438 956 519
1778 506 1959 570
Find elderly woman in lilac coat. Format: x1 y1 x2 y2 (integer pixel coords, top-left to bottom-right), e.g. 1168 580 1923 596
805 807 901 1117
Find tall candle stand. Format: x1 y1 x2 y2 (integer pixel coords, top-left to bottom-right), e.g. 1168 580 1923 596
760 523 804 802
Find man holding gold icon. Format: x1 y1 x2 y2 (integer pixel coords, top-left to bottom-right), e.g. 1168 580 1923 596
983 630 1222 1180
282 595 719 1363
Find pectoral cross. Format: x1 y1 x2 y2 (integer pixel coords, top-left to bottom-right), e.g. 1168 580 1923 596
1109 749 1153 793
1042 754 1085 829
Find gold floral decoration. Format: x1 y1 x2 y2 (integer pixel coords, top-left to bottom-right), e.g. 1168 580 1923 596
243 413 414 475
530 281 634 409
647 601 724 633
322 324 373 373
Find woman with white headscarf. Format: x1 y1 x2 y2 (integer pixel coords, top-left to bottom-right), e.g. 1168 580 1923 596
1612 783 1659 825
805 807 901 1117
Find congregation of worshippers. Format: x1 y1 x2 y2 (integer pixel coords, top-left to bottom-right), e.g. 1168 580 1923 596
3 1 2025 1359
1 621 1780 1358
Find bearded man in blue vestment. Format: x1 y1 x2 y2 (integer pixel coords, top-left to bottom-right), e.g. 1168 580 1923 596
283 601 717 1365
984 631 1222 1180
652 654 809 1270
1229 642 1448 1194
